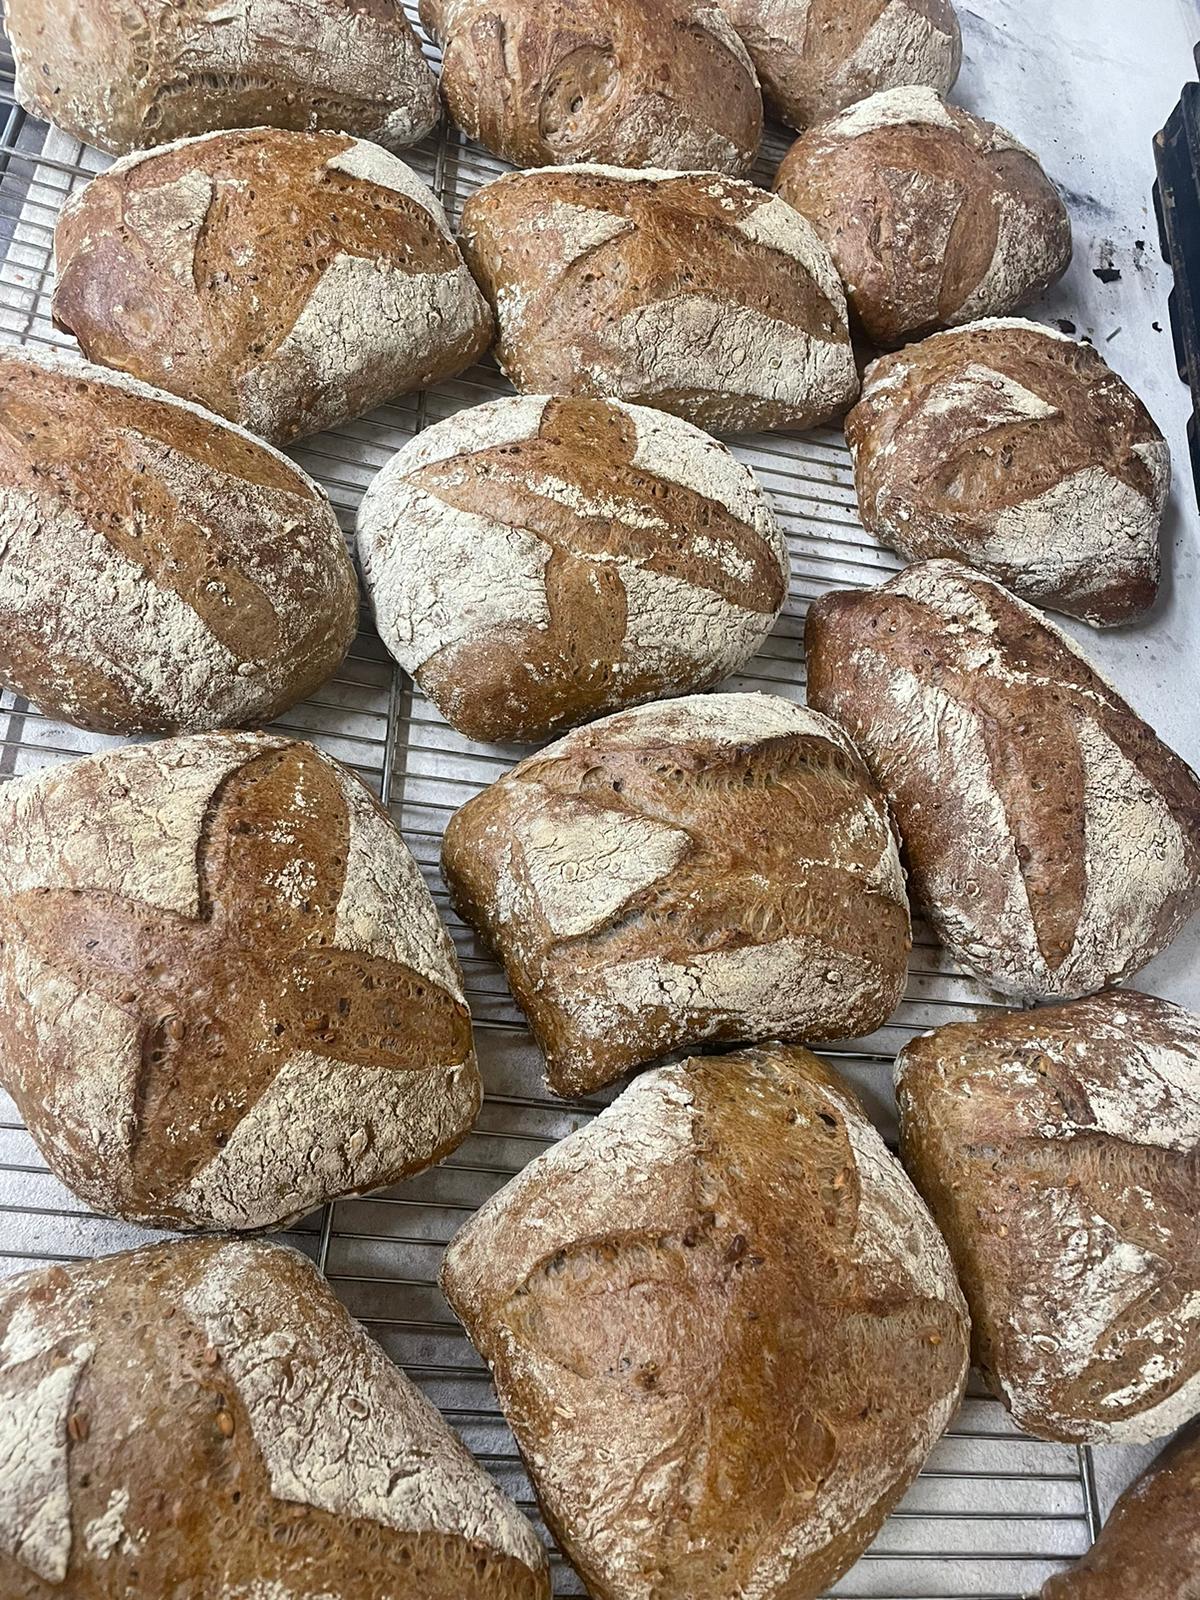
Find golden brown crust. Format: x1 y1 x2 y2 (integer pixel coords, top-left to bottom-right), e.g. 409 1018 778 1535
442 1043 969 1600
720 0 961 129
0 348 357 734
846 320 1169 625
0 1238 550 1598
0 732 481 1231
5 0 440 156
774 88 1072 347
53 129 494 446
805 561 1200 999
441 693 910 1097
356 395 788 742
459 166 857 434
897 991 1200 1443
420 0 761 173
1041 1419 1200 1597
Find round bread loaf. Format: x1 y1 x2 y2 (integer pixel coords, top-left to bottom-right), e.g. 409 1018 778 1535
897 991 1200 1445
4 0 440 156
0 1237 550 1598
774 87 1072 347
442 1043 969 1600
847 319 1170 625
1041 1417 1200 1598
420 0 762 173
0 346 357 734
459 165 858 433
442 692 911 1097
53 129 495 446
719 0 961 131
0 731 481 1231
357 396 788 742
806 561 1200 1000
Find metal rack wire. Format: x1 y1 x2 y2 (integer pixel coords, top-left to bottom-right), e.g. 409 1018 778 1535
0 16 1103 1595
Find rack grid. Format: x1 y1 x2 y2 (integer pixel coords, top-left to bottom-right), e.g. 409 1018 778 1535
0 14 1114 1595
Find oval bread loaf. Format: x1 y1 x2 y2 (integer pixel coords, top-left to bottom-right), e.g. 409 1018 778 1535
0 346 358 734
53 128 495 446
897 991 1200 1444
774 87 1072 347
805 560 1200 999
4 0 440 156
0 1237 550 1598
1040 1417 1200 1597
357 396 788 742
847 319 1170 625
0 732 481 1231
420 0 762 174
442 692 911 1097
459 165 858 434
718 0 962 131
442 1043 969 1600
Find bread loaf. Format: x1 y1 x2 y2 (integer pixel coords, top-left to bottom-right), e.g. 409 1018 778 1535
419 0 762 173
718 0 961 130
846 319 1170 624
357 396 788 742
0 346 357 734
0 1237 549 1598
442 692 910 1096
459 165 858 434
897 990 1200 1444
805 560 1200 999
0 731 480 1231
4 0 440 156
441 1043 970 1600
774 88 1072 347
1041 1418 1200 1597
53 129 494 446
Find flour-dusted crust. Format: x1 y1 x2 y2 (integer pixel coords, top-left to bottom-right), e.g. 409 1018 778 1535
0 346 358 734
419 0 761 174
442 691 910 1096
774 86 1072 347
0 1239 549 1599
0 731 481 1231
805 560 1200 999
357 396 788 742
718 0 961 130
897 991 1200 1445
442 1044 968 1600
1041 1416 1200 1596
459 166 858 434
53 129 493 446
5 0 440 156
847 320 1170 624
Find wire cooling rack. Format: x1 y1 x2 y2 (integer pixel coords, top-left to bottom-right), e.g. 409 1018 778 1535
0 7 1164 1593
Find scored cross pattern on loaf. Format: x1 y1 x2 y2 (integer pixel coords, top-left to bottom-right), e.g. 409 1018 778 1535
2 745 472 1206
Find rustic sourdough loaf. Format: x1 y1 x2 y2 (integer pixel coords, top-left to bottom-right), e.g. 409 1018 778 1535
3 0 440 156
774 87 1072 347
0 1237 550 1598
357 396 788 742
459 165 858 434
53 128 494 446
442 692 910 1096
718 0 961 131
846 319 1170 624
897 990 1200 1444
442 1043 970 1600
805 560 1200 999
0 346 357 734
1041 1417 1200 1597
420 0 762 173
0 732 481 1231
